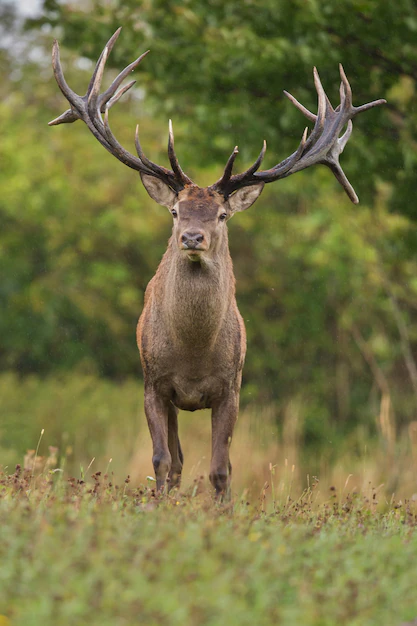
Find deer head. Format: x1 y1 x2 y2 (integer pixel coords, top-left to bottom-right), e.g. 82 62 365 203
141 176 263 263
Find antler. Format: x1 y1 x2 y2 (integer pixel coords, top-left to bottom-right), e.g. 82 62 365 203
212 65 386 204
49 28 193 192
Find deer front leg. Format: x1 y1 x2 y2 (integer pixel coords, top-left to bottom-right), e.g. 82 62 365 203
144 386 171 492
210 391 239 498
167 403 183 490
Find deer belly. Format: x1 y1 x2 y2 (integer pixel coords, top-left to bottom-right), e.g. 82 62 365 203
171 377 219 411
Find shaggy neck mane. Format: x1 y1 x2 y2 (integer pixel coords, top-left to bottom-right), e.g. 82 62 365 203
158 235 235 347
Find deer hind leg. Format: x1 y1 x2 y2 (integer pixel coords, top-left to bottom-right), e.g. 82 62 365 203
167 403 183 490
144 387 171 492
210 391 239 499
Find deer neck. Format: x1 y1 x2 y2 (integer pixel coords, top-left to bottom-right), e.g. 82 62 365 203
160 235 234 347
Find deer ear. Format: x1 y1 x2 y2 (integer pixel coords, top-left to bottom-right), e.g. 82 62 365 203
228 182 265 214
140 173 177 209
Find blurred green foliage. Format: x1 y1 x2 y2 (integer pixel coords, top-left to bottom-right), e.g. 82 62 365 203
1 0 417 446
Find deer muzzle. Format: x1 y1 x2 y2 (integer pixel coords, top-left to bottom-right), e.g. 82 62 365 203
180 230 207 255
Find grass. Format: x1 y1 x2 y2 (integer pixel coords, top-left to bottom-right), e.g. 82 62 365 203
1 372 417 503
1 373 417 624
0 465 417 626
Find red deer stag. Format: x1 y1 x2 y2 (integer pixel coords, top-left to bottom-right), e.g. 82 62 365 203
49 28 385 496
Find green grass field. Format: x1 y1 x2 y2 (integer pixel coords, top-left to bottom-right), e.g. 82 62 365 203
1 465 417 626
1 374 417 625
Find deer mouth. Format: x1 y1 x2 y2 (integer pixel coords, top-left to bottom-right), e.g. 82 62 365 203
180 242 207 256
184 248 205 262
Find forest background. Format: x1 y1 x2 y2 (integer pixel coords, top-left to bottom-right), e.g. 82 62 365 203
1 0 417 497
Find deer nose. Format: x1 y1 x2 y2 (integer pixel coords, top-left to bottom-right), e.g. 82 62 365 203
181 231 205 249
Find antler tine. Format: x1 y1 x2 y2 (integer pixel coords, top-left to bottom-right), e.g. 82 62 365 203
49 40 84 126
50 40 81 111
339 63 387 116
231 140 267 181
48 108 79 126
283 90 316 122
339 63 352 113
217 145 240 189
245 140 267 176
212 141 267 196
313 67 327 134
338 64 352 111
99 50 150 111
134 125 164 175
87 28 121 93
86 27 122 95
280 69 327 163
338 119 353 153
353 97 387 115
87 46 108 116
134 123 185 190
106 80 136 110
168 120 193 186
327 160 359 204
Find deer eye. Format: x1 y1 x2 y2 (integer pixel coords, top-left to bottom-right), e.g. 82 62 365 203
219 212 227 221
171 209 178 218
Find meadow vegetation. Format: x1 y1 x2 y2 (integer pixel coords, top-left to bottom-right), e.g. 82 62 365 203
1 456 417 626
